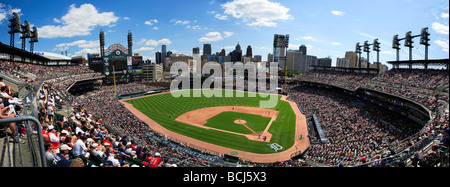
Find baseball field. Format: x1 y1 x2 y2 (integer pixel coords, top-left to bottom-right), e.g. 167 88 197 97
121 89 309 162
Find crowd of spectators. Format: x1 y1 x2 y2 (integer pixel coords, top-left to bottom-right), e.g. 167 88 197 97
1 59 448 167
299 69 449 112
288 85 425 166
290 68 449 166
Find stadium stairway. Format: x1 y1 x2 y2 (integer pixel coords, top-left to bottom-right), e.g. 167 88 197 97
0 124 40 167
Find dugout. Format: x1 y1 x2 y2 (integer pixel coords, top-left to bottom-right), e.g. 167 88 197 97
222 154 240 163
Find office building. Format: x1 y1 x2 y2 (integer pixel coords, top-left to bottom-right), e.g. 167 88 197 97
246 45 253 58
203 44 212 56
268 53 273 62
370 62 388 74
230 43 242 62
143 63 163 82
155 51 162 64
254 55 262 62
336 58 351 68
162 45 167 68
299 45 307 56
286 46 317 73
317 57 332 67
193 47 200 55
345 51 358 68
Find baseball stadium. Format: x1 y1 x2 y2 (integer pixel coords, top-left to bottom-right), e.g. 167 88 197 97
0 2 449 169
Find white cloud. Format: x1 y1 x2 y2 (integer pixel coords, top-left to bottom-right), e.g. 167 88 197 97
289 44 301 49
170 19 190 25
141 38 172 46
331 10 345 16
145 39 158 46
54 40 99 51
331 42 342 46
223 31 234 38
380 51 394 54
145 19 158 25
73 48 100 57
199 32 223 42
432 22 449 35
0 3 21 23
158 38 172 45
223 46 236 50
246 19 277 27
442 12 449 18
296 36 317 42
38 4 119 38
221 0 292 27
215 13 228 20
153 27 159 30
199 31 233 42
187 25 207 30
123 17 130 20
135 47 155 52
435 39 449 52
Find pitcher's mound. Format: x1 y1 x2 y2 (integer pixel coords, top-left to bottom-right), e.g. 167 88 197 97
234 120 247 125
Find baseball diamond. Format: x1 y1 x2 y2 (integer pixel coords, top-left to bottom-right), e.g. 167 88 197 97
121 89 310 163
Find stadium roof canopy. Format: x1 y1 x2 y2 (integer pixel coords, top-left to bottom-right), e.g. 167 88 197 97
0 42 49 61
388 59 449 70
34 51 72 61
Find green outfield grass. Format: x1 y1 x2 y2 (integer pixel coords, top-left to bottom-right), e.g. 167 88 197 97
124 90 296 154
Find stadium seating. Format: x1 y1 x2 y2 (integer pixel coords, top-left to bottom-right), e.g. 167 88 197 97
1 60 448 167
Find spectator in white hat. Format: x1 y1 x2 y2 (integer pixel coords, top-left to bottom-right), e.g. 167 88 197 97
51 144 72 167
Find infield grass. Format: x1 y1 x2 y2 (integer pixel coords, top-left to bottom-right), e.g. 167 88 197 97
125 90 296 154
205 111 272 134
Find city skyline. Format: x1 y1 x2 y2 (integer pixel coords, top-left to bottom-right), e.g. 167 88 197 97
0 0 448 68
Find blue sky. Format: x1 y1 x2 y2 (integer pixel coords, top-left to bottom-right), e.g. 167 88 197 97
0 0 448 67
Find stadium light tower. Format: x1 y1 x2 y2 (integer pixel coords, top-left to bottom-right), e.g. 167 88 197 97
283 35 289 92
20 20 32 51
404 31 421 61
373 39 381 73
273 34 289 92
100 29 105 57
420 27 431 61
355 42 363 68
8 12 21 47
363 41 373 69
29 27 39 53
392 34 404 62
128 30 133 56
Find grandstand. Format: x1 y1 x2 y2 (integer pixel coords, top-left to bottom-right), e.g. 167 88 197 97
295 59 449 167
1 43 448 167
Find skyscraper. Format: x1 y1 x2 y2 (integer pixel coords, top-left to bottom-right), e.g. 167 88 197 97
231 43 242 62
161 45 167 68
268 53 274 62
345 51 358 68
299 45 307 56
193 47 200 55
219 49 226 56
246 45 253 58
203 44 212 56
155 51 162 64
286 45 317 73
